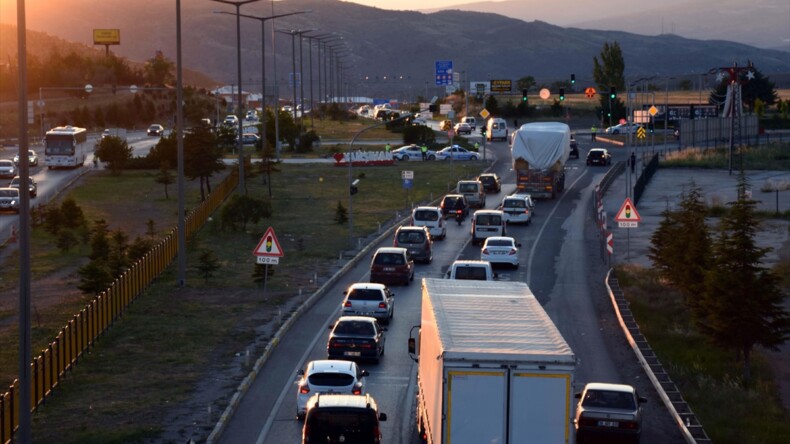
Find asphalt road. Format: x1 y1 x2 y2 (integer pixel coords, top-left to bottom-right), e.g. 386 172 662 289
216 128 686 444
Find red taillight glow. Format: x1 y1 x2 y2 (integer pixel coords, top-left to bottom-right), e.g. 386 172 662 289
482 248 489 254
621 421 638 430
344 301 352 307
378 302 387 308
352 385 362 395
360 342 374 349
509 249 517 255
456 210 462 214
299 385 310 394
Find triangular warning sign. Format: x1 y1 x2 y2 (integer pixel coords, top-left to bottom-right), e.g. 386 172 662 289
253 227 284 257
614 197 641 222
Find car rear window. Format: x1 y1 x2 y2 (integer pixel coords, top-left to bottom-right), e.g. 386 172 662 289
307 410 376 439
458 183 478 193
588 151 604 158
583 390 636 409
347 289 383 301
479 176 494 184
0 189 18 197
335 321 375 336
504 199 525 208
373 253 405 265
413 210 438 221
486 239 512 247
475 214 502 226
397 231 425 244
443 197 461 207
454 266 488 280
307 373 355 387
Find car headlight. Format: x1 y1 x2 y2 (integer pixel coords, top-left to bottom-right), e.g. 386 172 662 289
11 200 17 205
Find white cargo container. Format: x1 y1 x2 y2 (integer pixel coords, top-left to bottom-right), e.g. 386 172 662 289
408 278 576 444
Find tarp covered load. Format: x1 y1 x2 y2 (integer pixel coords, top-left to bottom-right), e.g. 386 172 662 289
511 122 571 172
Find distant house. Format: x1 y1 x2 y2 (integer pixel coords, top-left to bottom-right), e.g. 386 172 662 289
212 85 252 111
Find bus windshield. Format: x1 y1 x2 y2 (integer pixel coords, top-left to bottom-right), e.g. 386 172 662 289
45 137 76 155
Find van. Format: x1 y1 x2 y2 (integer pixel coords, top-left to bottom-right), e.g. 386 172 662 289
486 117 508 141
301 393 387 444
471 209 506 245
457 180 486 208
411 206 446 240
499 193 533 225
393 226 433 264
461 116 477 130
446 260 497 280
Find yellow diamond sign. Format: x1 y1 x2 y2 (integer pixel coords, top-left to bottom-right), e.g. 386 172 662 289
479 108 490 119
649 105 659 116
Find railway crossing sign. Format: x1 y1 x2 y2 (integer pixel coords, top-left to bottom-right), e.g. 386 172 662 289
254 226 284 264
614 197 641 228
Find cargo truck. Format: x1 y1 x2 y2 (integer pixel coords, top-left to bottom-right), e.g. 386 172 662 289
408 279 577 444
511 122 571 199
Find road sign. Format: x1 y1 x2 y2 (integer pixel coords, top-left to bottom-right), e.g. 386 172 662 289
636 126 647 139
479 108 490 119
606 232 614 254
585 87 596 98
253 226 284 258
402 178 413 189
614 197 641 228
649 105 659 116
435 60 453 86
401 170 414 180
256 256 279 265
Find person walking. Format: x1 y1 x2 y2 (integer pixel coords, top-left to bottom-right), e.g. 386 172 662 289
385 143 391 155
421 144 428 161
591 125 597 141
630 152 636 174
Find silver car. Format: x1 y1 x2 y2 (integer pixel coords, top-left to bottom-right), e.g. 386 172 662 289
341 283 394 324
0 160 16 179
0 187 20 213
13 150 38 167
574 382 647 444
391 144 436 161
295 359 368 420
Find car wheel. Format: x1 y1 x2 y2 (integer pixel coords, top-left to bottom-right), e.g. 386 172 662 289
470 156 479 161
296 411 305 421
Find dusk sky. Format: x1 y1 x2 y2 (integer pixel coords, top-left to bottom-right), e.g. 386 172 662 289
342 0 489 10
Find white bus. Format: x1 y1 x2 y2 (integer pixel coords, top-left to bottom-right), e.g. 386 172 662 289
45 126 88 169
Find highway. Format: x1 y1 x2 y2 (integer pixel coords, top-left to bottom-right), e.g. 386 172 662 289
216 130 686 444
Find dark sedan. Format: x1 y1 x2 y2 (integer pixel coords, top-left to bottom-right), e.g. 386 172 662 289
586 148 612 166
327 316 386 364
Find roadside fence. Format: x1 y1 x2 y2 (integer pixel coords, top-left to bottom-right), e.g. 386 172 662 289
1 173 239 444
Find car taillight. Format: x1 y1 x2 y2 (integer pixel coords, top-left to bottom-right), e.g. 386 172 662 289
360 342 374 349
328 338 340 348
344 301 352 307
509 249 517 255
299 385 310 394
578 417 597 427
482 248 489 254
621 420 639 430
378 302 387 308
352 384 362 395
524 208 529 214
456 210 462 215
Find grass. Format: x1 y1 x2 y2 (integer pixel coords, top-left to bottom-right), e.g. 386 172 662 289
0 159 487 442
614 264 790 444
661 142 790 170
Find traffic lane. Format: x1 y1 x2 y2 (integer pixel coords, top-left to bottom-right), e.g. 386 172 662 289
219 216 473 444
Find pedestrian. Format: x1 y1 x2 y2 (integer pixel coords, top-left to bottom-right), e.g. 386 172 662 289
513 119 519 128
421 144 428 161
630 152 636 173
591 125 597 141
385 143 391 154
93 157 98 168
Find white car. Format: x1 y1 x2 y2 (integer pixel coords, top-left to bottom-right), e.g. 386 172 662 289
574 382 646 443
411 206 446 240
341 283 395 324
480 236 521 268
436 145 480 161
295 360 369 420
454 122 472 134
13 150 38 167
499 193 534 224
605 123 641 134
223 115 239 126
391 144 436 161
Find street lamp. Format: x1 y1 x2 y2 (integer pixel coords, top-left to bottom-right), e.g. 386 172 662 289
210 0 263 195
276 28 312 123
303 33 332 127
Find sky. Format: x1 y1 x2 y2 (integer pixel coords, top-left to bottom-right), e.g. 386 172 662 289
341 0 488 10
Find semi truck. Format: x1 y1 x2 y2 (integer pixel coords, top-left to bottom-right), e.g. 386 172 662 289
408 278 577 444
511 122 571 199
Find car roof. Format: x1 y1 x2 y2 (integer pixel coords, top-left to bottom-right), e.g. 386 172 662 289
584 382 636 393
451 260 492 267
479 173 497 177
413 206 440 212
306 393 378 410
336 315 378 324
443 194 464 199
484 236 515 243
374 247 408 255
397 225 427 232
589 148 607 153
474 209 504 215
307 359 357 374
347 282 386 291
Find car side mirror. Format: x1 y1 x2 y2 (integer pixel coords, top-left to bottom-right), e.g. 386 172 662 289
328 324 334 330
360 369 370 377
574 392 582 399
516 242 522 247
638 396 648 404
297 369 305 376
493 272 499 279
379 413 387 421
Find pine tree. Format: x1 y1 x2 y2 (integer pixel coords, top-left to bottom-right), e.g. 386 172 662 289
334 201 348 224
701 173 790 384
674 183 711 313
196 249 220 283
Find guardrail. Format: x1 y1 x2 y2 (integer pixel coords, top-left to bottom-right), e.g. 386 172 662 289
1 172 239 444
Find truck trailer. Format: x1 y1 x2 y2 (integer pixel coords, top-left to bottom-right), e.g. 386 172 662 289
408 279 577 444
511 122 571 199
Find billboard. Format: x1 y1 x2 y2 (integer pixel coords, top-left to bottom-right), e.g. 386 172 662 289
93 29 121 45
490 79 512 94
471 81 490 95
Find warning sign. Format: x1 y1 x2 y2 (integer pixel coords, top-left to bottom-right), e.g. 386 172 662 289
253 227 284 264
614 197 641 228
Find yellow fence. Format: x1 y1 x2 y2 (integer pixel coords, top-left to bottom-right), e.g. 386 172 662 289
1 173 239 444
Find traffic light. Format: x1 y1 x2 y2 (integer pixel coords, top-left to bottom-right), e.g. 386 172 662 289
570 74 575 85
559 88 565 101
521 89 528 103
428 104 437 112
480 126 487 136
610 87 617 100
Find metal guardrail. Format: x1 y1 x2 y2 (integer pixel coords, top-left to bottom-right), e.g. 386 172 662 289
605 270 712 443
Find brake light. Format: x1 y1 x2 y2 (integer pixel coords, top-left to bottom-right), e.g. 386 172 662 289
352 384 362 395
524 208 529 214
360 342 374 349
482 248 489 254
328 339 341 348
456 210 462 215
508 249 517 255
299 384 310 394
621 420 638 430
378 302 387 309
344 301 352 307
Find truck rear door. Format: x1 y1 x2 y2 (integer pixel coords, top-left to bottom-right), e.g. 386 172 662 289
509 372 572 443
444 370 507 444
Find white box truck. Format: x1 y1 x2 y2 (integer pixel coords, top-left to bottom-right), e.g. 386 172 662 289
408 278 576 444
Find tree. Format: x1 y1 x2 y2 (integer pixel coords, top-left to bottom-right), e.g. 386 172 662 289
77 261 113 295
484 95 500 117
256 145 281 198
95 135 133 175
143 50 175 87
184 125 223 201
89 219 111 261
220 194 272 231
516 76 536 92
56 229 79 253
334 200 348 224
710 63 779 112
155 161 175 199
592 41 626 121
195 249 220 283
701 173 790 384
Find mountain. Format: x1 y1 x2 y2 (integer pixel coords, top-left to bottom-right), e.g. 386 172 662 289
431 0 790 51
1 0 789 97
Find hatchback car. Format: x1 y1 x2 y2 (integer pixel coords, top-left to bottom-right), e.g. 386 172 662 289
411 206 446 240
391 144 435 161
369 247 414 286
481 236 521 268
0 160 16 179
9 176 37 198
301 394 387 444
295 360 369 420
453 122 472 134
327 316 386 364
240 133 260 145
341 283 394 324
586 148 612 166
393 226 432 264
574 382 647 444
499 194 532 224
436 145 480 161
13 150 38 167
439 194 469 219
0 187 20 213
478 173 501 193
147 124 164 136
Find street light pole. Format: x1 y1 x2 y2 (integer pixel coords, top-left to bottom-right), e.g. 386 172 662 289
210 0 263 195
176 0 187 287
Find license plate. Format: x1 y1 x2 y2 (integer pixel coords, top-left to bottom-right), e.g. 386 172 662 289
383 267 395 271
344 351 361 357
598 420 619 427
494 251 505 255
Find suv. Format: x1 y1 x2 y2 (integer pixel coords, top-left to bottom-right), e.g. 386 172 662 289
446 260 497 280
295 360 369 420
499 194 532 225
341 283 394 324
393 226 432 264
574 383 646 444
457 179 485 208
370 247 414 286
9 176 37 198
477 173 501 193
439 194 469 219
301 394 387 444
411 206 445 240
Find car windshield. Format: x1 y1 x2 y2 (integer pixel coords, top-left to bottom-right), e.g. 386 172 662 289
334 321 375 336
504 199 525 208
307 373 355 387
397 231 425 244
373 253 405 265
0 189 18 197
476 214 502 226
347 288 383 301
480 176 494 184
0 161 13 168
413 210 439 221
582 390 636 409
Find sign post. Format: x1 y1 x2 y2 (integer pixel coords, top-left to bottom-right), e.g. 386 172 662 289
253 227 284 299
402 170 414 207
